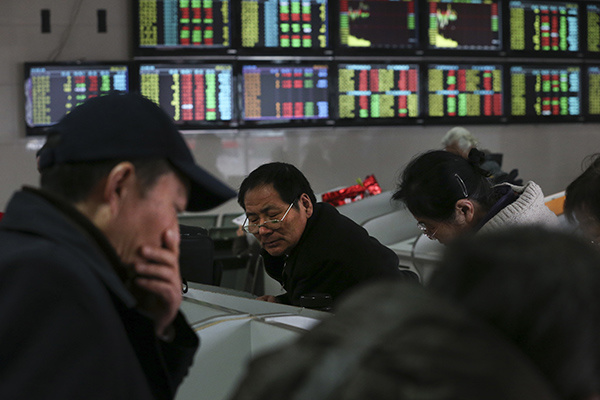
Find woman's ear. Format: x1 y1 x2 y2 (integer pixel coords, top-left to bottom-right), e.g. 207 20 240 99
299 193 314 218
454 198 476 225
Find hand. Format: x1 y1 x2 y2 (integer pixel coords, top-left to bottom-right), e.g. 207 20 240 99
255 295 278 303
133 228 182 338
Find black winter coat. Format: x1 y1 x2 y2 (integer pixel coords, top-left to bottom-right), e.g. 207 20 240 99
261 202 414 307
0 188 199 399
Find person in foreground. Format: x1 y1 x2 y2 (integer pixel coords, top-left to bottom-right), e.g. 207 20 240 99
564 153 600 244
0 93 236 399
228 226 600 400
237 162 415 308
393 149 557 244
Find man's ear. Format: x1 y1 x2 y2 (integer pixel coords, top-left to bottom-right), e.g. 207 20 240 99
299 193 314 218
454 198 476 225
103 162 136 214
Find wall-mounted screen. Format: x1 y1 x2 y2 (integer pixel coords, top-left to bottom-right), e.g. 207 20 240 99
427 0 501 51
587 3 600 54
426 64 503 119
135 0 231 54
241 63 330 124
338 0 417 50
587 66 600 117
508 0 579 54
337 63 419 121
24 63 129 136
138 63 234 129
509 64 581 118
241 0 329 51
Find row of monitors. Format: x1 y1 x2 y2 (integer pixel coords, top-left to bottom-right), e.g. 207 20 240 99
24 60 600 135
136 0 600 57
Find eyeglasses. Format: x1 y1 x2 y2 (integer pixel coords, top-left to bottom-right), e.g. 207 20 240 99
243 202 295 234
417 222 438 240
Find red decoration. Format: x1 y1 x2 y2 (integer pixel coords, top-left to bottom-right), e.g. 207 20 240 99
321 175 382 207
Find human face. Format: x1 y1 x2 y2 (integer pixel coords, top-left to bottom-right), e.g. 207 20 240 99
105 171 188 266
243 184 311 257
414 215 472 245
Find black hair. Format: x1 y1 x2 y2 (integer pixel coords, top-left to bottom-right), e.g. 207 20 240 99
429 226 600 400
564 153 600 224
40 158 177 204
237 162 317 209
392 149 496 221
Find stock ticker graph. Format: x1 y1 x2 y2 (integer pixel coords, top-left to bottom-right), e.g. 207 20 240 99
339 0 417 49
428 0 501 50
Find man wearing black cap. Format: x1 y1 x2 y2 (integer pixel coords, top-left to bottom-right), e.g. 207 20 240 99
0 93 236 399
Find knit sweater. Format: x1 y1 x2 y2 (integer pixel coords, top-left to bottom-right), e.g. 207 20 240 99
479 181 558 234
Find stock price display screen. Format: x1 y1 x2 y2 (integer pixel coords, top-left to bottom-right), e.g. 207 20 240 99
588 66 600 116
139 64 233 124
587 4 600 53
137 0 230 49
241 0 329 49
337 63 419 119
509 1 579 53
242 64 329 121
339 0 417 49
25 65 128 129
510 65 581 117
427 64 503 118
428 0 501 51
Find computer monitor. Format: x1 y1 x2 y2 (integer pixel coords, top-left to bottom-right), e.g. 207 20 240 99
427 0 502 52
24 62 129 136
336 63 420 123
425 63 504 120
338 0 418 52
240 0 330 52
136 62 235 130
507 0 580 55
585 2 600 55
240 63 331 126
134 0 232 56
584 65 600 119
508 64 581 120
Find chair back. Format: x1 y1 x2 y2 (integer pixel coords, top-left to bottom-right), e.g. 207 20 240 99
179 224 221 286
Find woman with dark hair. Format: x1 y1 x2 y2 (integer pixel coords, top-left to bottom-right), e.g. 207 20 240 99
564 154 600 244
393 149 557 244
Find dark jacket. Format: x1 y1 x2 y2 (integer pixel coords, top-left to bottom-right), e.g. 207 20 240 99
229 282 560 400
261 202 413 307
0 188 199 399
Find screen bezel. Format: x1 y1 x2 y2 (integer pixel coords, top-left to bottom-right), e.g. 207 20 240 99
334 0 420 57
422 61 506 125
235 0 334 56
582 1 600 59
132 0 236 57
333 59 423 126
504 61 584 123
24 61 131 137
503 0 584 59
236 59 335 128
422 0 504 57
131 59 239 131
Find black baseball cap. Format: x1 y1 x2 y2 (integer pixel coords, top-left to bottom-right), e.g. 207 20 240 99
37 92 236 211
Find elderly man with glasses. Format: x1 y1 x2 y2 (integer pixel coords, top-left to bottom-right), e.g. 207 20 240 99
237 162 416 310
